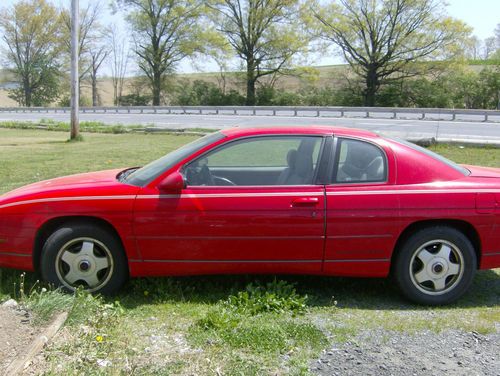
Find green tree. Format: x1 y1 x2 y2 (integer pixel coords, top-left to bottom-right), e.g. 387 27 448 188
0 0 63 106
208 0 310 105
118 0 205 105
311 0 471 106
478 67 500 109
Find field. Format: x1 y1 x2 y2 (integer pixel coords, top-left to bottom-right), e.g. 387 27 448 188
0 128 499 375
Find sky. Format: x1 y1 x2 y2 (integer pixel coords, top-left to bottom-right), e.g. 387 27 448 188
1 0 499 73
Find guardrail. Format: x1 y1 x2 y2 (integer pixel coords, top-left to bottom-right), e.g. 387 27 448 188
1 106 500 122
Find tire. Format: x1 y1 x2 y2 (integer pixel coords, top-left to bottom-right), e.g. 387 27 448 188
40 223 128 295
394 226 476 305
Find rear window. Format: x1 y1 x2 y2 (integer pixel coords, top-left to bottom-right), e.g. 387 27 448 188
386 137 470 176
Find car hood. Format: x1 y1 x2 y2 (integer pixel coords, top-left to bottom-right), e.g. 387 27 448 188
464 165 500 178
0 168 133 204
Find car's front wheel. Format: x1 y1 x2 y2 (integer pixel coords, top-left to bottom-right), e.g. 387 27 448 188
41 223 128 294
394 226 476 305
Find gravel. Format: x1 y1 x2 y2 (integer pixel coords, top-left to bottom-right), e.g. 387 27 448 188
312 329 499 376
0 302 37 374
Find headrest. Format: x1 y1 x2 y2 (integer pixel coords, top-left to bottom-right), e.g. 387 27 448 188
286 149 298 168
296 155 312 177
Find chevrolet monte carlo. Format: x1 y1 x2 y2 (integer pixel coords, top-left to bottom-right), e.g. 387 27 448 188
0 126 499 305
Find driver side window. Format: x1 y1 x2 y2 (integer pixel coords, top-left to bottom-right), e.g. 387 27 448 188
184 136 323 186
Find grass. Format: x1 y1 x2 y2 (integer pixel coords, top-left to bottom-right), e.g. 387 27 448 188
0 119 138 134
0 128 499 375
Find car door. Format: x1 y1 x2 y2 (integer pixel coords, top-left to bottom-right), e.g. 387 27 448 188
324 137 400 277
133 134 327 275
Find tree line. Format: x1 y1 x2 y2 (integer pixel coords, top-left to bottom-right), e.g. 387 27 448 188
0 0 499 108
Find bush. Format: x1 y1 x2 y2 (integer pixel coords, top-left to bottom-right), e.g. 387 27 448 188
173 80 245 106
119 93 152 106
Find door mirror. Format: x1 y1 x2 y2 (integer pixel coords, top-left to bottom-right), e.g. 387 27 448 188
157 171 185 192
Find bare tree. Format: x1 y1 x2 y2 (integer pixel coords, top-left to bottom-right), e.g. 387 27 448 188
495 23 500 48
88 46 110 106
62 2 102 91
467 36 482 60
109 25 130 106
483 37 496 59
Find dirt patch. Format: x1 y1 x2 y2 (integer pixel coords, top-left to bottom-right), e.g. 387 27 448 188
0 304 38 374
312 329 500 376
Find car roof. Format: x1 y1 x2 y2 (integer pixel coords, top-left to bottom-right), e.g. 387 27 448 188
220 126 379 139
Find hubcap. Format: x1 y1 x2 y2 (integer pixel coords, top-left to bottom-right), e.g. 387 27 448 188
409 240 464 296
55 237 114 292
79 260 91 271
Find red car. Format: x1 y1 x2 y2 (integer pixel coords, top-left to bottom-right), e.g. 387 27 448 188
0 126 499 304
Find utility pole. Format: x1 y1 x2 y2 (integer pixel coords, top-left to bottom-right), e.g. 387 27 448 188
70 0 79 140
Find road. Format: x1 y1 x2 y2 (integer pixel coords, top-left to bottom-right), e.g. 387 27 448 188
1 112 499 144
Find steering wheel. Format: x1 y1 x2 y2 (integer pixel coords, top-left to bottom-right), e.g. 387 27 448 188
213 176 237 186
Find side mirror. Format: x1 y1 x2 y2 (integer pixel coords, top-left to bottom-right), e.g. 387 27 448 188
157 171 185 192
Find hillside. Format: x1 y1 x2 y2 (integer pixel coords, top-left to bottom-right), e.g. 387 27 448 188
0 65 351 107
0 63 493 107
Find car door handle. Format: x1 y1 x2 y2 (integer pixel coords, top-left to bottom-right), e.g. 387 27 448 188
291 197 320 207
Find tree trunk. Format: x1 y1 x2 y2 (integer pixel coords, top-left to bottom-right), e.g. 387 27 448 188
91 74 98 106
246 57 256 106
113 80 118 106
364 65 378 107
152 70 161 106
23 78 31 107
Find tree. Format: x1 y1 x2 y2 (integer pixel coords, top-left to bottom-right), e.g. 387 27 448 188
118 0 205 106
61 2 103 97
108 25 130 106
0 0 63 106
467 36 482 60
311 0 471 106
208 0 309 105
483 37 497 60
495 23 500 48
88 46 110 106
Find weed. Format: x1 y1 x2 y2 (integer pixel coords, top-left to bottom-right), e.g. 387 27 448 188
224 279 308 315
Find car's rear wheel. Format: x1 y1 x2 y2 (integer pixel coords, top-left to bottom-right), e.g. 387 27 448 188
394 226 476 305
41 224 127 294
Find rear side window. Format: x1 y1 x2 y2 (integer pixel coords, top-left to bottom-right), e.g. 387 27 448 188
333 138 387 183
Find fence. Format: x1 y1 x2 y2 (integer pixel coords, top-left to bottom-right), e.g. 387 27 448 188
1 106 500 122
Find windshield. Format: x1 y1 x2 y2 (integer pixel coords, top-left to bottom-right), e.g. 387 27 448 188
386 136 470 176
124 132 226 186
